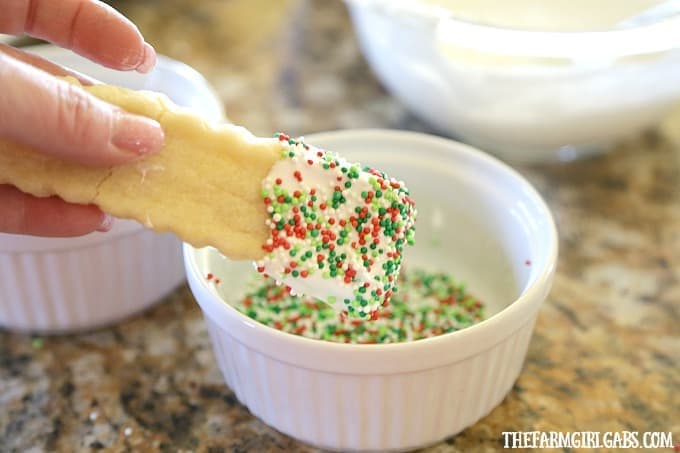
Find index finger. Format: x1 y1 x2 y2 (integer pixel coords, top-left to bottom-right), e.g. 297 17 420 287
0 0 156 72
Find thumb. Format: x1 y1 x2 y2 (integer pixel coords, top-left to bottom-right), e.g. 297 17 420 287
0 53 164 167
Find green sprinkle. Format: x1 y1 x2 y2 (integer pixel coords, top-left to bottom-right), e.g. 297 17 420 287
31 337 44 350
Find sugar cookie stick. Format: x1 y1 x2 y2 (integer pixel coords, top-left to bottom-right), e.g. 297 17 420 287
0 81 417 317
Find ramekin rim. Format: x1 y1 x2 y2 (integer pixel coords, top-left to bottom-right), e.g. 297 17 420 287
22 45 226 121
198 302 542 375
0 225 149 255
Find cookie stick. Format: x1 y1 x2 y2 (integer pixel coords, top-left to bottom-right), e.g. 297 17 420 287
0 82 280 260
0 82 417 317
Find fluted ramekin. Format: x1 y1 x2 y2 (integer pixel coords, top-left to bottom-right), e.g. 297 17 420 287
0 45 224 333
185 129 558 451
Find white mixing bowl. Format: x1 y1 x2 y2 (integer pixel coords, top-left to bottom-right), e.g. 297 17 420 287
345 0 680 163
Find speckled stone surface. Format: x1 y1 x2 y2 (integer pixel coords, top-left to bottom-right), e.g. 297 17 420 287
1 1 679 451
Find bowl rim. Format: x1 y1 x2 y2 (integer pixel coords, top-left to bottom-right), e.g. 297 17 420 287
184 129 558 372
347 0 680 59
21 44 225 119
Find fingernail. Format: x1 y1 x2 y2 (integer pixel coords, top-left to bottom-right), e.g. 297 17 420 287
136 43 157 73
97 214 114 232
111 112 164 155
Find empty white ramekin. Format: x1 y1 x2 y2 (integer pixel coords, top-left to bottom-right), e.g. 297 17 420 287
184 129 558 451
0 45 225 333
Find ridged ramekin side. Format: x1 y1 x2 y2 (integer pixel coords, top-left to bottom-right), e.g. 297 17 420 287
0 231 184 333
203 315 537 451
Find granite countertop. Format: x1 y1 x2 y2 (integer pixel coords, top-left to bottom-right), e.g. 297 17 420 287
1 1 678 451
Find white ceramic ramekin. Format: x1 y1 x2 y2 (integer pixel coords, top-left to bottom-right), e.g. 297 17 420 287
184 130 558 451
344 0 680 163
0 45 225 334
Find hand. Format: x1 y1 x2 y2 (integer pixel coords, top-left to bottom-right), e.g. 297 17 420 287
0 0 165 237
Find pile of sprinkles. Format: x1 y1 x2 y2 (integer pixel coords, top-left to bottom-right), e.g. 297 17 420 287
229 268 485 344
256 133 417 319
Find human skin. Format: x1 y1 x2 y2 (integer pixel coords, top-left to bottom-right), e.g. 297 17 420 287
0 0 165 236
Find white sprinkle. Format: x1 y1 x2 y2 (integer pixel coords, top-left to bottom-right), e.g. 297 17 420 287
123 427 133 437
89 411 98 421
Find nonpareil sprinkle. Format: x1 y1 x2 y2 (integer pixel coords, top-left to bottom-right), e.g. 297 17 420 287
229 268 485 344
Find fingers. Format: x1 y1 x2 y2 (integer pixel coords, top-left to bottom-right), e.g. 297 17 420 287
0 43 98 85
0 53 164 166
0 0 156 73
0 185 112 237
